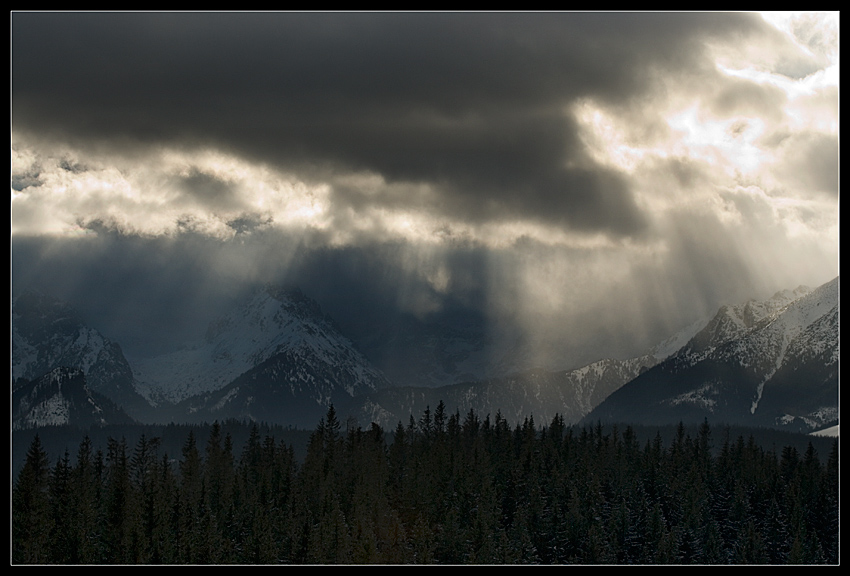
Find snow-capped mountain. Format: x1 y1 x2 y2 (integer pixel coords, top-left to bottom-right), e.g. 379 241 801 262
12 290 150 419
132 285 389 405
13 277 836 433
584 277 839 432
130 285 390 426
12 366 135 430
673 283 814 366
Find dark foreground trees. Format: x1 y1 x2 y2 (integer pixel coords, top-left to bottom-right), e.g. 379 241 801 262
12 410 839 564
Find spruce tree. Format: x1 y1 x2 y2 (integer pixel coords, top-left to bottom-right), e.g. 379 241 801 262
177 430 204 563
12 434 53 564
71 435 103 563
48 450 74 563
103 437 133 563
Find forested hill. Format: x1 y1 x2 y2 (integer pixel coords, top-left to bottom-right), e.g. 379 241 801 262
13 408 838 564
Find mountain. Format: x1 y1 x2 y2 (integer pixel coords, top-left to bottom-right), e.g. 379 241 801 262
350 354 657 429
133 285 391 427
12 366 135 430
584 277 839 432
13 277 836 433
674 283 814 364
345 309 714 429
12 290 152 420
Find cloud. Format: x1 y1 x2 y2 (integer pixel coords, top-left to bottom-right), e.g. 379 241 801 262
11 12 839 368
771 131 839 197
13 12 800 241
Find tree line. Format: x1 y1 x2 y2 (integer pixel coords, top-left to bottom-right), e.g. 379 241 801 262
12 403 839 564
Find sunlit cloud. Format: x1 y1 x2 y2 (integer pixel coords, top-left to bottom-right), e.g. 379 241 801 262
12 146 336 239
11 12 839 368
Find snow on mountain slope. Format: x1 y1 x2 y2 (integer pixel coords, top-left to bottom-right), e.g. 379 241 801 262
14 290 111 381
722 277 838 413
584 276 839 432
132 285 388 404
564 355 657 417
12 366 134 430
675 284 815 367
12 290 145 416
753 295 839 429
12 368 78 429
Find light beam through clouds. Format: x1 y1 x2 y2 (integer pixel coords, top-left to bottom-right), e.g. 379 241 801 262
11 12 838 370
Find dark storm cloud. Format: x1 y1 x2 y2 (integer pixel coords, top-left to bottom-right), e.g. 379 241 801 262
13 12 837 371
178 169 244 212
12 11 779 238
11 162 42 192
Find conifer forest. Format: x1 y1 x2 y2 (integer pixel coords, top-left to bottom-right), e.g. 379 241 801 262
13 405 839 565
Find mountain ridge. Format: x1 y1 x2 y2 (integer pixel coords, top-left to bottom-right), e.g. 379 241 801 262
583 276 838 433
11 276 838 432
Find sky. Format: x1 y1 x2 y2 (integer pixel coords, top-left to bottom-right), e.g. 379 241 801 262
11 12 840 368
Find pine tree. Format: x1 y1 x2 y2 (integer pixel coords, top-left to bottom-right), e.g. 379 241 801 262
48 450 75 563
733 520 769 564
103 436 133 563
152 453 179 563
203 422 237 562
819 439 839 563
129 434 164 562
12 434 53 564
71 435 104 563
177 430 204 563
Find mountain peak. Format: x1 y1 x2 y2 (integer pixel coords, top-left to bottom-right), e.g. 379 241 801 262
677 279 827 364
134 281 386 407
768 284 813 304
12 290 139 411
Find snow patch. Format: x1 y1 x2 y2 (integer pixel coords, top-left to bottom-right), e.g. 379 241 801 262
668 383 718 411
16 393 70 429
810 424 839 437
